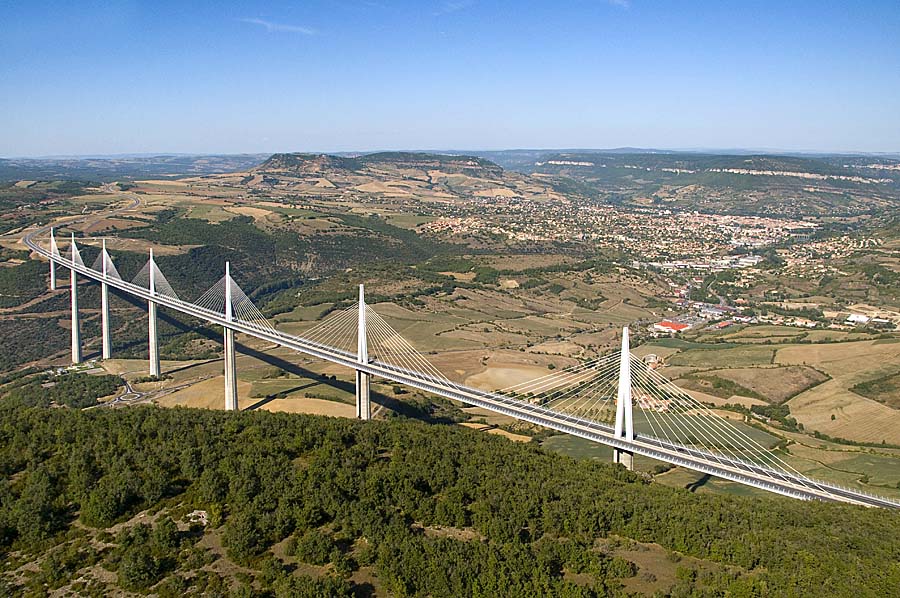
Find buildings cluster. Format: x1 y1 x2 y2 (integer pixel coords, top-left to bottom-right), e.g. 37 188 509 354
420 202 814 262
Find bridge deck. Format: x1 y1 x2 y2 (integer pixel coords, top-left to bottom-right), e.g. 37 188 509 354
24 223 900 509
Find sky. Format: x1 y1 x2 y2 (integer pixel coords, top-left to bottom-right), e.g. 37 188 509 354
2 0 899 157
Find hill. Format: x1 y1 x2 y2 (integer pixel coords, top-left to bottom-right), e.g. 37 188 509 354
1 403 899 596
256 151 505 178
503 151 900 217
200 150 556 206
0 154 269 182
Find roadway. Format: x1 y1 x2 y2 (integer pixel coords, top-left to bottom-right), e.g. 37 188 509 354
21 199 900 509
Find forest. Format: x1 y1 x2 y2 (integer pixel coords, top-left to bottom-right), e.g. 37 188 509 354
1 402 899 596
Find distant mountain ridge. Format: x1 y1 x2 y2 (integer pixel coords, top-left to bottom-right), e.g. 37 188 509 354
256 151 503 177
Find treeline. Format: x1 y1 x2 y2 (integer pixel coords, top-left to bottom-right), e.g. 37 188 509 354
3 372 124 409
1 404 899 595
0 318 71 371
0 259 49 309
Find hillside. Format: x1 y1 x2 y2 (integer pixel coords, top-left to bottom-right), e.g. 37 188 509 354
1 403 899 596
257 152 504 178
193 150 563 206
510 151 900 217
0 155 269 182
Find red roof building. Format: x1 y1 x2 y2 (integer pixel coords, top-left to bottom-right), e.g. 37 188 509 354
653 320 690 333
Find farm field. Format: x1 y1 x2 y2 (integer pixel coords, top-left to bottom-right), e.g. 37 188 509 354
666 344 776 368
679 365 828 404
625 326 900 496
852 371 900 408
777 339 900 444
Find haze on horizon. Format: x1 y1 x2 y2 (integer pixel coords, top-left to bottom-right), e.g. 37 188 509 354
2 0 899 157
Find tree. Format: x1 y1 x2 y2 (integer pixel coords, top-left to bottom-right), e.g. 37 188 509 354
118 545 161 591
224 511 262 563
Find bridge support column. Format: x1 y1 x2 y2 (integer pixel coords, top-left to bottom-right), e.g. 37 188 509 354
100 283 111 359
356 284 371 420
148 249 160 377
70 234 81 364
223 262 238 411
49 229 58 291
613 326 634 470
100 240 112 360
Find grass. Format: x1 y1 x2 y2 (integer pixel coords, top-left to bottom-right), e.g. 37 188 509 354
644 338 738 351
182 203 235 223
677 374 763 401
698 366 830 404
667 345 776 368
722 325 807 340
850 371 900 408
540 434 663 472
653 468 772 498
385 214 436 228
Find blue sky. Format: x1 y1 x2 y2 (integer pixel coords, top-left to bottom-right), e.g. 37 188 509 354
2 0 899 156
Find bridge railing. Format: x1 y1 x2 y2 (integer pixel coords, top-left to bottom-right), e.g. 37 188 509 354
34 237 900 508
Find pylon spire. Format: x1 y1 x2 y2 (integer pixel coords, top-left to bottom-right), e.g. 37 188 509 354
613 326 634 469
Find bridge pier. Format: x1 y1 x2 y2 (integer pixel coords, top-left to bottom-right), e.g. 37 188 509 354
356 284 371 420
224 328 237 410
223 262 238 411
613 326 634 470
49 229 59 291
100 240 112 360
148 249 160 377
69 234 81 364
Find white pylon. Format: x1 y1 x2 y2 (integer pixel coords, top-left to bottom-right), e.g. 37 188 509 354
70 233 81 364
49 228 58 291
613 326 634 470
148 249 160 377
223 262 238 411
356 284 371 420
100 239 111 360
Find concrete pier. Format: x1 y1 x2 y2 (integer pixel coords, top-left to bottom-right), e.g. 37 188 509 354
613 327 634 470
101 282 111 359
223 262 238 411
224 328 237 411
356 284 371 420
70 235 81 364
49 229 58 291
148 249 160 377
100 241 111 360
148 302 160 377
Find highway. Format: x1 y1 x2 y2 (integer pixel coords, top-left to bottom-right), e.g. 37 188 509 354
22 198 900 509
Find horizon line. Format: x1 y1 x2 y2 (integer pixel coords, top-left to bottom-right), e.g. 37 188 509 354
5 146 900 161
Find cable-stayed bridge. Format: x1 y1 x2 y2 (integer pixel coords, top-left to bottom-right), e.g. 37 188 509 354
23 224 900 509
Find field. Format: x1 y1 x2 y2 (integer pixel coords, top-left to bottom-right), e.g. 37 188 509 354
691 365 829 404
666 345 776 368
628 326 900 495
851 371 900 408
777 339 900 444
3 155 900 510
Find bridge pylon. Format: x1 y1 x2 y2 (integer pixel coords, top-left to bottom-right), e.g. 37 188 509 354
69 233 82 364
613 326 634 470
223 262 238 411
356 284 371 420
148 249 160 377
100 239 112 359
49 228 59 291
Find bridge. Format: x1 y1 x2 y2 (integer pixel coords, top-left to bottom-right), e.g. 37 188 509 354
22 210 900 509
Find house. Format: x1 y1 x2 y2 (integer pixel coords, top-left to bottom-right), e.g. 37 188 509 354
653 320 690 333
846 314 870 325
